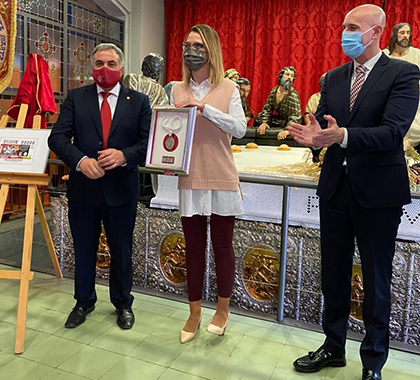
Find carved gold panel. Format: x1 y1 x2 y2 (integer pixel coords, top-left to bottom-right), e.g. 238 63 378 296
242 246 279 301
159 233 187 285
96 225 111 270
350 264 364 322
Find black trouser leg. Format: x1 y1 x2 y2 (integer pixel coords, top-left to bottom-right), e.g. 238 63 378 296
101 201 137 310
68 201 102 308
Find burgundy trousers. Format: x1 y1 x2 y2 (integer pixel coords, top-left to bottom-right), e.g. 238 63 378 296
181 214 236 302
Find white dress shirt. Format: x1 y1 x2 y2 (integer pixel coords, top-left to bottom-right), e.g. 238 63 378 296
170 79 247 217
340 51 383 148
77 82 122 170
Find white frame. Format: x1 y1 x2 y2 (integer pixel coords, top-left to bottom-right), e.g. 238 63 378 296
0 128 51 174
145 106 197 175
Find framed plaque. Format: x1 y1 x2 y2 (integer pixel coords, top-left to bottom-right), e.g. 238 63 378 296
0 128 51 174
146 106 197 175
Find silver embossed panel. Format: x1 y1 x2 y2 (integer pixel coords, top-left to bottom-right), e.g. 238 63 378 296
49 196 420 347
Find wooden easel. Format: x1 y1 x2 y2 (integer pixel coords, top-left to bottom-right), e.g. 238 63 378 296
0 104 62 354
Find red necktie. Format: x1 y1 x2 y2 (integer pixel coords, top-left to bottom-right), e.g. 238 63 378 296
100 92 112 149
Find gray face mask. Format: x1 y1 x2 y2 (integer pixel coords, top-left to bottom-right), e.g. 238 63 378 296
183 49 207 72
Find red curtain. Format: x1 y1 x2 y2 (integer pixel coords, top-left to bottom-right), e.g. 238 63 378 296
382 0 420 49
165 0 381 116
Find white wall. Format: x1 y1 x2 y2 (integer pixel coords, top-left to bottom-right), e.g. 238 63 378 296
92 0 130 16
128 0 166 82
92 0 166 81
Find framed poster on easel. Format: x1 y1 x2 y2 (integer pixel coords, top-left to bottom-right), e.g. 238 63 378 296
0 104 62 354
0 128 51 173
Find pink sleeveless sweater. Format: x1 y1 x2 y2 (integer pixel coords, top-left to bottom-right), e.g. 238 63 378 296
173 79 239 191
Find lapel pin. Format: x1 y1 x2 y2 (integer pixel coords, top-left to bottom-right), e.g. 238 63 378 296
127 96 130 100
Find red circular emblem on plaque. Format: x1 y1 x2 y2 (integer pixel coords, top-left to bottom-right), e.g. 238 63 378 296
163 134 179 152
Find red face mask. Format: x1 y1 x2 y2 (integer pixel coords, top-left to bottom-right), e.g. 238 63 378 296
92 67 121 89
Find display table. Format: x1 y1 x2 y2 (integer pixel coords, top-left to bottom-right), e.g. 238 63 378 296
151 146 420 241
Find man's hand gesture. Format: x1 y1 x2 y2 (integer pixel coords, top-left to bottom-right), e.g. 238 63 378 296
288 114 322 147
288 114 345 148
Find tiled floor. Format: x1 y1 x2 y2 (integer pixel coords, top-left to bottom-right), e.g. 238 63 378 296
0 265 419 380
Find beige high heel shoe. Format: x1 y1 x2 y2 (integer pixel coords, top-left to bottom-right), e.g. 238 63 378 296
206 313 230 336
180 311 203 344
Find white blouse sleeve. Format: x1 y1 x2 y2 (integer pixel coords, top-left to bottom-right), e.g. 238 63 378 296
202 87 247 138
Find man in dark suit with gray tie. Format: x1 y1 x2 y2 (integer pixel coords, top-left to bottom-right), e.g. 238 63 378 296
289 5 419 380
48 43 151 330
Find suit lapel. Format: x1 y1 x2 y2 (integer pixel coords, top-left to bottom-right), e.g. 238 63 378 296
343 62 353 123
109 85 132 139
348 53 388 124
85 84 103 138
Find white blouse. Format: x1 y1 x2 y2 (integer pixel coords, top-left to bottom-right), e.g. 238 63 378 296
170 79 247 217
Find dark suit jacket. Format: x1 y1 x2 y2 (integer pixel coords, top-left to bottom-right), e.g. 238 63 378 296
316 53 420 208
48 83 151 206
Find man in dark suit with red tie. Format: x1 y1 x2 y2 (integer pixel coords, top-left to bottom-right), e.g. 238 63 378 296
48 43 151 330
289 5 419 380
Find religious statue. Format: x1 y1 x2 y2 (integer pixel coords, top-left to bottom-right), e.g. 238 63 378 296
224 68 240 82
164 80 179 100
384 23 420 152
254 66 302 143
236 77 253 124
304 73 326 125
123 52 169 108
304 73 327 162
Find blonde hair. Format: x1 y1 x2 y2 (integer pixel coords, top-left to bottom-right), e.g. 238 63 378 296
182 24 224 88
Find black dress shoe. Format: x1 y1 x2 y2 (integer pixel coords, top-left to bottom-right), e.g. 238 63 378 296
116 308 135 329
293 346 346 373
65 306 95 329
362 368 381 380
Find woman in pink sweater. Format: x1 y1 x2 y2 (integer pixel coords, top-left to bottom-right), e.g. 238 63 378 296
170 24 246 344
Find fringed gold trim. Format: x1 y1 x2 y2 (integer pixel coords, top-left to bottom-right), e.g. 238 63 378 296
0 0 18 94
34 53 42 114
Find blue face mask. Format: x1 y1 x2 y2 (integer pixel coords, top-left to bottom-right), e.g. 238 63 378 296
341 26 376 59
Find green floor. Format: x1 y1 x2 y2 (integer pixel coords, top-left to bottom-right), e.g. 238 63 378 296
0 265 419 380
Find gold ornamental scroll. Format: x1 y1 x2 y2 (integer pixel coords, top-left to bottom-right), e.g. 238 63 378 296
0 0 17 93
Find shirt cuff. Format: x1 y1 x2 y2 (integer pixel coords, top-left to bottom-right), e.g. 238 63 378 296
340 128 348 148
76 156 88 171
201 104 220 125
